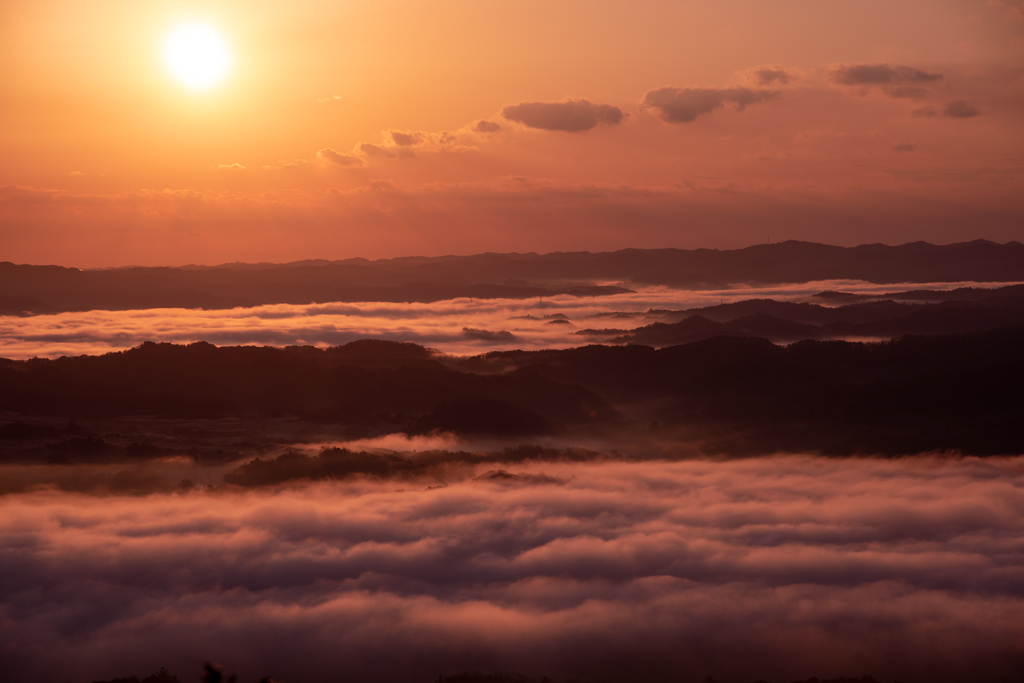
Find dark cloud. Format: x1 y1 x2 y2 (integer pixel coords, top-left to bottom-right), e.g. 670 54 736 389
944 100 981 118
752 66 792 85
831 63 943 85
640 87 774 123
389 131 422 147
501 99 624 132
911 105 938 118
892 143 917 153
473 120 502 133
317 148 363 167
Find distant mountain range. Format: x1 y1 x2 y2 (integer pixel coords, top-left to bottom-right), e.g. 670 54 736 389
2 239 1022 314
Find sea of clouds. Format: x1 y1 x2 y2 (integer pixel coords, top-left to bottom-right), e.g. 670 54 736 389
1 454 1022 683
0 280 1013 359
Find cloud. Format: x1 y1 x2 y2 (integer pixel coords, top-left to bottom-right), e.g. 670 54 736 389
892 143 917 153
359 142 416 159
944 100 981 118
322 128 468 167
216 163 246 170
473 120 501 133
501 99 624 132
831 63 943 85
389 131 423 147
0 456 1022 683
640 87 774 123
261 158 311 171
317 148 365 167
750 65 792 85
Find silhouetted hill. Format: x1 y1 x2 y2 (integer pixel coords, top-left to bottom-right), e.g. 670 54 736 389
629 239 1024 286
600 291 1024 346
413 399 553 435
0 340 612 440
3 327 1024 455
811 282 1024 304
0 260 632 315
453 327 1024 454
223 445 595 487
3 240 1023 314
659 299 915 325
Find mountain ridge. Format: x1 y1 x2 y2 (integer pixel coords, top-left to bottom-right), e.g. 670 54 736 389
3 240 1023 315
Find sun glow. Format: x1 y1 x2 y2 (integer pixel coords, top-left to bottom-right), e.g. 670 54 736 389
164 24 231 91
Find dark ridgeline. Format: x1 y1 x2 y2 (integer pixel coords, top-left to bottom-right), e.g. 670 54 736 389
0 338 608 435
2 326 1023 456
455 326 1024 454
223 446 586 488
581 282 1024 346
2 239 1022 315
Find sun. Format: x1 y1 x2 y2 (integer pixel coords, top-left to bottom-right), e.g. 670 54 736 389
164 24 231 91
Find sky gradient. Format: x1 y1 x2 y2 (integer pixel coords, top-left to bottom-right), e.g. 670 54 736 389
2 0 1023 266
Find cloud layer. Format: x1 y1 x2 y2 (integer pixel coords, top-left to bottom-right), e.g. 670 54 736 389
0 279 1006 359
1 455 1022 683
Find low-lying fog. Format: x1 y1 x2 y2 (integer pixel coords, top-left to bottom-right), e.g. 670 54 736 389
2 452 1022 683
0 279 1010 358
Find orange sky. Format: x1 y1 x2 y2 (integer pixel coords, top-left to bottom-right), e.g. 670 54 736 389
2 0 1023 267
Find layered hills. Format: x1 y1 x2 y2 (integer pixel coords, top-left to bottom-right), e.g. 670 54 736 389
2 326 1022 456
2 239 1022 314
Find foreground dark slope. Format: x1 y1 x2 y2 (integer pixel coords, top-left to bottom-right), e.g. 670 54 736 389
3 328 1023 455
2 239 1022 314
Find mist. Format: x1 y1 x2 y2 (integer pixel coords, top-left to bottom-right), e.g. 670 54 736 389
1 454 1022 683
2 279 1013 359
